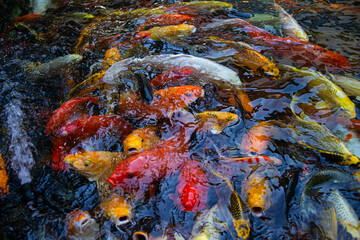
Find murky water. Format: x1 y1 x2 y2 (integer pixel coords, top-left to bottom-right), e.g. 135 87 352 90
0 0 359 239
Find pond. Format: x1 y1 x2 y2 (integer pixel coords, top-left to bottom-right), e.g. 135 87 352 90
0 0 359 239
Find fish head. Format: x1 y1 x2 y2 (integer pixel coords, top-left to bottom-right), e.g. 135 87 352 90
102 194 132 226
107 154 149 191
196 111 238 133
180 183 199 211
244 176 272 217
123 131 144 157
133 231 150 240
64 150 108 179
66 210 99 238
258 63 280 79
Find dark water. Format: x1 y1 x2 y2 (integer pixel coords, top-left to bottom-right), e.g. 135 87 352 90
0 0 359 239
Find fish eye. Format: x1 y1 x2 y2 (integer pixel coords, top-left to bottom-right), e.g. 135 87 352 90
186 92 193 97
128 173 135 178
154 94 161 100
84 160 92 167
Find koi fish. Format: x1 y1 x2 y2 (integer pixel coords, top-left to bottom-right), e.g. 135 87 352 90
65 210 100 240
326 72 360 101
107 128 190 198
138 14 194 31
123 125 161 157
45 97 99 135
242 172 272 217
143 23 196 41
64 150 126 184
150 69 194 89
171 160 209 212
205 36 280 78
0 154 9 197
102 47 122 70
117 85 203 121
240 121 275 155
103 54 242 89
194 111 238 134
100 194 132 226
68 71 105 99
274 3 309 42
283 65 356 119
52 115 133 170
201 19 351 72
189 204 228 240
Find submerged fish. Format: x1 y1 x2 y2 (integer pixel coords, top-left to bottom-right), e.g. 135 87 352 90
100 194 132 226
123 125 162 157
325 190 360 239
65 210 100 240
240 121 275 155
138 14 194 31
117 85 203 121
327 73 360 101
274 3 308 42
194 111 238 134
64 150 126 184
150 68 194 89
144 24 196 41
282 65 356 119
189 204 228 240
171 160 209 212
45 97 99 135
0 154 9 197
107 128 190 198
205 36 279 78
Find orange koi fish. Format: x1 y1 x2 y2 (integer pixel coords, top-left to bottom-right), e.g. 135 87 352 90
171 160 209 212
202 19 351 72
138 14 194 31
107 128 190 198
65 210 100 240
123 125 162 157
117 85 203 121
45 97 99 135
52 115 133 170
150 69 194 89
100 194 132 226
0 154 9 197
240 121 276 155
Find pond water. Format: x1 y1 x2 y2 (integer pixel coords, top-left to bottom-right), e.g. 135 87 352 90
0 0 359 239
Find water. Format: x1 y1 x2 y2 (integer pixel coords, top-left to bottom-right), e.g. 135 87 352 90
0 0 359 239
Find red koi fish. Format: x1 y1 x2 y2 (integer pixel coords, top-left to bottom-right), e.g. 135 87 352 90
150 69 194 89
45 97 99 135
171 160 209 212
52 115 133 170
107 128 190 198
204 19 351 72
117 85 203 121
138 14 194 31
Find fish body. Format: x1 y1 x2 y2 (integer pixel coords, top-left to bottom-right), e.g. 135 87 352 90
68 71 106 99
24 54 83 80
65 210 100 240
100 194 132 226
283 65 356 119
274 3 308 42
179 1 233 12
0 154 9 197
242 171 272 217
201 19 351 72
123 125 161 157
102 47 122 70
45 97 99 135
52 115 133 170
194 111 238 134
140 24 196 41
240 121 276 155
327 73 360 101
138 14 194 31
64 150 126 183
117 85 203 121
150 69 194 89
288 113 360 166
189 204 228 240
229 191 251 239
206 36 279 78
325 190 360 239
103 54 242 88
172 160 209 212
107 129 190 197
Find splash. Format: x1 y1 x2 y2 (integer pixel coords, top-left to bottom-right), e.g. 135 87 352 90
5 98 35 184
33 0 51 14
